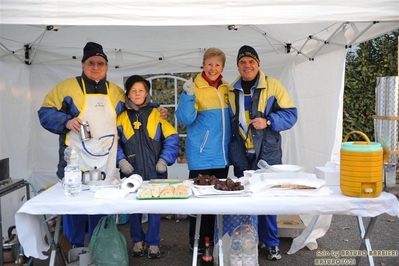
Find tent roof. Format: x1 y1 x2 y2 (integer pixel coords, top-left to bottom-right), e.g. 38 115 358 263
0 23 398 73
0 1 398 72
1 0 398 26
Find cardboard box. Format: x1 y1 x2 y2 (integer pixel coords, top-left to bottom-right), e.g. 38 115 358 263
277 215 305 238
314 166 340 186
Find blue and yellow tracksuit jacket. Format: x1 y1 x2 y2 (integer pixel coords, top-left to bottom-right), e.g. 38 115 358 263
175 74 231 170
228 70 298 177
37 73 126 178
116 104 179 180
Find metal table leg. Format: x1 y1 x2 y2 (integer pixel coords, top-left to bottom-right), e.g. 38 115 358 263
43 215 62 266
217 215 224 266
192 214 202 266
355 216 377 266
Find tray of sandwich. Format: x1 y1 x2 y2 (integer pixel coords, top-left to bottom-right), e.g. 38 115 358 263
136 183 192 200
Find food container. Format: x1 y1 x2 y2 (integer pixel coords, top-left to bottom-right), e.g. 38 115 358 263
340 131 383 197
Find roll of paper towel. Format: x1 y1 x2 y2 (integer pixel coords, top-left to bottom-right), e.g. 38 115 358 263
121 174 143 193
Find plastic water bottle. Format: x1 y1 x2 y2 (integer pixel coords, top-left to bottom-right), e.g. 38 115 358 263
63 141 82 196
230 230 243 266
241 226 258 266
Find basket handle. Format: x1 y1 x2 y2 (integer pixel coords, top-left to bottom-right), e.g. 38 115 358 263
342 131 371 144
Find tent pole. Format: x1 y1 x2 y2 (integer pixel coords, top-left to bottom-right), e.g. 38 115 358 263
250 25 287 54
0 42 25 63
290 46 312 60
310 37 345 47
26 27 51 64
346 22 378 47
307 23 347 58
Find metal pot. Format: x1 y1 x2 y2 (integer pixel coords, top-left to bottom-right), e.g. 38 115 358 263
2 225 20 263
83 166 106 184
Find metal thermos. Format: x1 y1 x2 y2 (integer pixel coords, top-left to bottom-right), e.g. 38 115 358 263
79 121 91 141
83 166 106 184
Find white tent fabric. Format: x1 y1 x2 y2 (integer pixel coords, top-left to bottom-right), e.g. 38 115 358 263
1 0 398 237
1 0 398 25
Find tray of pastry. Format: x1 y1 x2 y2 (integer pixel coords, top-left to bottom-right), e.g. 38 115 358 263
136 183 192 200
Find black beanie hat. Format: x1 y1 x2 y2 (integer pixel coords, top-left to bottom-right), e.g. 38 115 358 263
125 75 151 95
237 45 260 66
81 42 108 62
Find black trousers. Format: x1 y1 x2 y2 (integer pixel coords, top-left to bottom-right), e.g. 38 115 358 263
188 167 229 248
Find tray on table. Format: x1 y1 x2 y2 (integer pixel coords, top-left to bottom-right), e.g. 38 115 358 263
136 183 192 200
191 186 251 197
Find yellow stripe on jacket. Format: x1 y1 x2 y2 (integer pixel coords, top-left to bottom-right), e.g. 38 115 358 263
117 108 177 140
42 77 125 113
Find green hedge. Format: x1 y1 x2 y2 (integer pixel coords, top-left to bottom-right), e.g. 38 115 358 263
343 30 398 141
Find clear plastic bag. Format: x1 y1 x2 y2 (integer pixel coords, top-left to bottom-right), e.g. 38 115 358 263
88 215 128 266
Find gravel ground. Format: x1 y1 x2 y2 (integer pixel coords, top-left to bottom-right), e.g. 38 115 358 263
30 176 399 266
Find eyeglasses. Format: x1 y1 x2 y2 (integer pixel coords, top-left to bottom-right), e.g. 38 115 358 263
85 60 107 68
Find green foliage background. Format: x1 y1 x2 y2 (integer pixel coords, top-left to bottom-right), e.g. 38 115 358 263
143 73 197 161
343 30 398 141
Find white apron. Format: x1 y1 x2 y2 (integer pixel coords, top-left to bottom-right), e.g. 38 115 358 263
66 80 117 178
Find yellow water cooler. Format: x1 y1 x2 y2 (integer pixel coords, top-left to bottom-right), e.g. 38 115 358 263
340 131 383 197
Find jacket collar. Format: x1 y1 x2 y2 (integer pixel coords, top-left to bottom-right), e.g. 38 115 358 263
195 73 228 89
200 71 223 88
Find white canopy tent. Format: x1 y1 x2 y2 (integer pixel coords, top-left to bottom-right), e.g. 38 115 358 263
1 0 398 237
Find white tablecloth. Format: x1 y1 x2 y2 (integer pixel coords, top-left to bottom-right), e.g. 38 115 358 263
15 182 399 259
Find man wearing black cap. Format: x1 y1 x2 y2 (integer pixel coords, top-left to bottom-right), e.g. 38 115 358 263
39 42 168 247
228 45 298 260
38 42 127 247
38 42 125 247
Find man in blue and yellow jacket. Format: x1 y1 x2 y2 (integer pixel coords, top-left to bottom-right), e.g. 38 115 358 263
228 45 298 261
38 42 126 247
